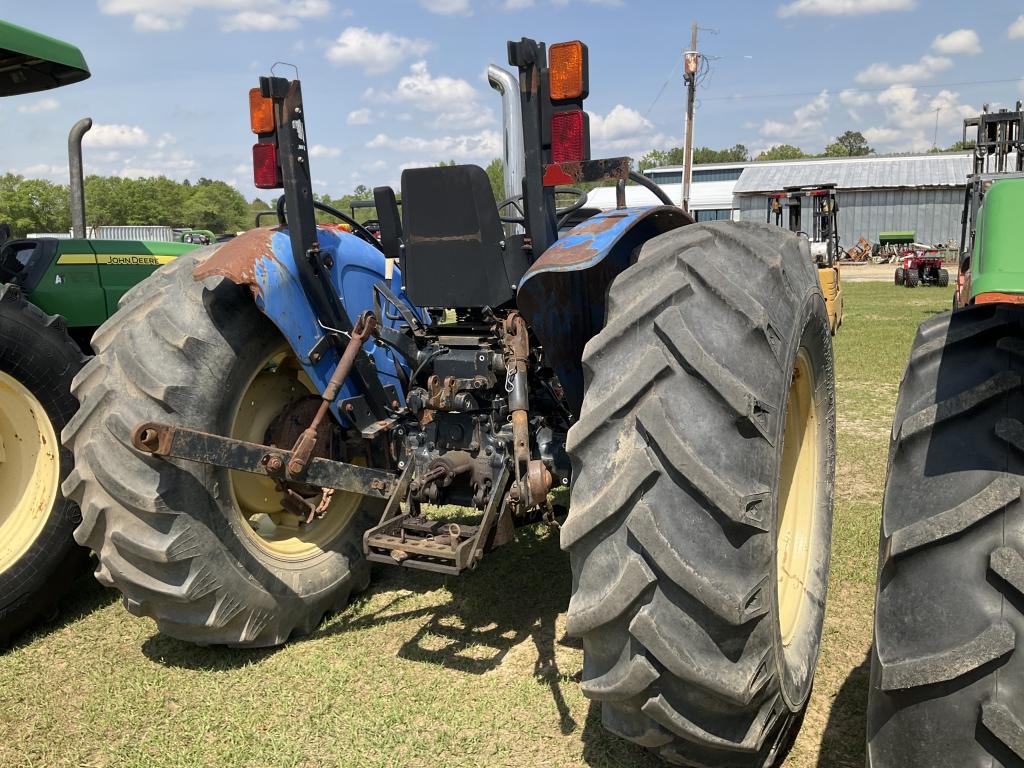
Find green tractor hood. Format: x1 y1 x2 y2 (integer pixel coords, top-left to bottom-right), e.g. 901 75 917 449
0 20 89 96
970 178 1024 300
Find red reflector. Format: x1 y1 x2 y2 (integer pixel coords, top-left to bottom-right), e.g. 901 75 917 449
252 143 281 189
551 110 585 163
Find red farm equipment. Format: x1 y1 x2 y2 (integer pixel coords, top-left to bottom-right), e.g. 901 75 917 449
886 231 949 287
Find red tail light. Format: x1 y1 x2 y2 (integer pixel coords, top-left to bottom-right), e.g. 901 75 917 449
252 143 281 189
551 110 586 163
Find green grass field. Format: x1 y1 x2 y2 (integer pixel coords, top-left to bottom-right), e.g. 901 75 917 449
0 281 949 768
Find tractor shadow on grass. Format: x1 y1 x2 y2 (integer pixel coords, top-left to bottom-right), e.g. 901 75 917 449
141 632 281 669
3 572 117 654
817 652 871 767
324 522 583 736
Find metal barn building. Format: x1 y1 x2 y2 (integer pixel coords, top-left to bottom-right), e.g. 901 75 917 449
625 152 973 247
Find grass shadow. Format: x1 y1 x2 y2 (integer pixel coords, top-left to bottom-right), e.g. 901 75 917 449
818 652 870 767
141 633 281 670
3 571 117 653
324 522 581 734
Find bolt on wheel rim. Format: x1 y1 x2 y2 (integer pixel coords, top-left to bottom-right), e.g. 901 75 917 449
776 348 820 647
0 370 59 576
229 347 360 560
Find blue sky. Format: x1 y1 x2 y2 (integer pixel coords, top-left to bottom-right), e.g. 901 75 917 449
2 0 1024 202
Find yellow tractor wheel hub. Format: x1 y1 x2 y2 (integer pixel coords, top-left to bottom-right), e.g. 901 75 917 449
0 370 60 576
229 348 361 561
776 348 821 646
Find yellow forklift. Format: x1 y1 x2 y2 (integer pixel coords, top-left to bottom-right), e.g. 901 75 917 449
768 184 844 333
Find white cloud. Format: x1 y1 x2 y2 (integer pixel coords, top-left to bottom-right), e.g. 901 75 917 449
224 12 298 30
864 84 977 151
931 29 981 55
83 123 150 148
854 54 952 85
419 0 471 13
862 127 904 144
17 97 59 114
115 150 197 179
99 0 329 33
398 160 433 172
367 130 501 160
778 0 913 16
366 61 494 129
760 90 829 142
309 144 342 158
587 104 675 158
325 27 432 74
347 108 373 125
1010 15 1024 40
589 105 651 144
20 163 66 177
839 89 872 108
839 88 872 120
502 0 534 7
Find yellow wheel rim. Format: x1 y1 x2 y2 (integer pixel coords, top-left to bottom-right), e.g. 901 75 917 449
776 348 820 646
229 346 361 560
0 370 60 576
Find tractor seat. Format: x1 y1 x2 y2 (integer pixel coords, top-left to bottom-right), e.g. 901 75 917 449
398 164 515 309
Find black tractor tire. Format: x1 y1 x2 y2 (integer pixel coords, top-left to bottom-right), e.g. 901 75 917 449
937 268 950 288
564 222 836 767
867 304 1024 767
63 250 383 647
895 267 905 286
906 271 920 288
0 284 87 645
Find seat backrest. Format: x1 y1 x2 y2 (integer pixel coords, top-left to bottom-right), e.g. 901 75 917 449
400 164 514 309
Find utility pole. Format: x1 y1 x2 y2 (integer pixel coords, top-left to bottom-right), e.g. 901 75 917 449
682 22 700 213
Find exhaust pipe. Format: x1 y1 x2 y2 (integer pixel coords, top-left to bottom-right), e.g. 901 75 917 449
68 117 92 239
487 65 525 233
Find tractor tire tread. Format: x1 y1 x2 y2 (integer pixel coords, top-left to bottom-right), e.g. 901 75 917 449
0 283 88 645
867 302 1024 767
565 221 834 766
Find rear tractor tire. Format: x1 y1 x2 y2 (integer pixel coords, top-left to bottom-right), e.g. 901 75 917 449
0 284 87 645
906 271 919 288
564 222 836 766
64 250 383 647
895 267 904 286
937 268 950 288
867 304 1024 766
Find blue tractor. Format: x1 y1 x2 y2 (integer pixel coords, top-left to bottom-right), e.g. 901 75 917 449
65 39 836 766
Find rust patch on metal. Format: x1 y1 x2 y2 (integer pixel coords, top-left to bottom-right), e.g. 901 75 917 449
528 215 623 270
192 227 279 292
543 157 630 188
570 214 622 236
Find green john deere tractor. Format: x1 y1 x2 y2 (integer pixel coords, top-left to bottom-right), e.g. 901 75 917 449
867 104 1024 765
0 21 196 644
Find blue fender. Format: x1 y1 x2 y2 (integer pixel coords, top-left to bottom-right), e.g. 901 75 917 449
194 226 423 424
516 206 691 416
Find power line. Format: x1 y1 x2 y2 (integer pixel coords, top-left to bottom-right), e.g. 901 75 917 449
643 54 682 119
699 76 1024 102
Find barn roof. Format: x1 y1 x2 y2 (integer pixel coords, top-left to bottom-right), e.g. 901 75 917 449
732 153 972 193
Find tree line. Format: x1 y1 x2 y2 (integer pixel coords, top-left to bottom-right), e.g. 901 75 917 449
639 131 977 169
0 173 261 238
0 158 509 239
